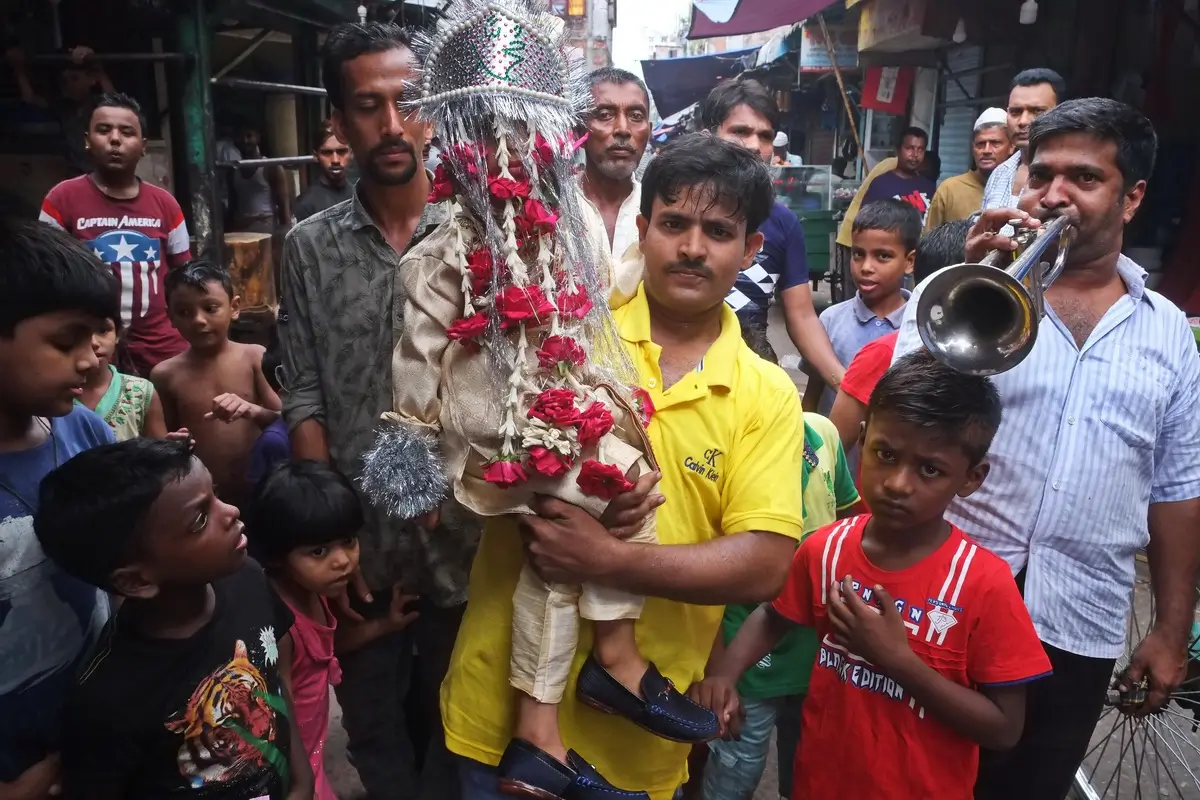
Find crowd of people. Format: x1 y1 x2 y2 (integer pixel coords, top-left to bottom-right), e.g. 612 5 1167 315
1 2 1199 800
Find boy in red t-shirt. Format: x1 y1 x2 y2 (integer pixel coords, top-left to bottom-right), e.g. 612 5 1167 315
692 349 1051 800
39 92 191 377
829 218 973 456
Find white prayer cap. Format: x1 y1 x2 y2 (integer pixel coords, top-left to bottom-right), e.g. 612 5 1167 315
974 107 1008 131
773 132 789 148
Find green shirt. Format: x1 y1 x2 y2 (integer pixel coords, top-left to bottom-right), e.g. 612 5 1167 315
720 413 859 699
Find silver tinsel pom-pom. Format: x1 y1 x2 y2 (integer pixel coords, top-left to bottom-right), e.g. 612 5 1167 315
359 422 449 520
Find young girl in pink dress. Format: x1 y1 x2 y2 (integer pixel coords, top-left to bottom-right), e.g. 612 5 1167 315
244 460 418 799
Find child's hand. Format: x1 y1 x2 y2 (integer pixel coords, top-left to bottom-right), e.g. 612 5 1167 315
165 428 192 444
687 676 743 740
0 752 61 800
206 393 260 423
384 584 420 631
828 576 912 672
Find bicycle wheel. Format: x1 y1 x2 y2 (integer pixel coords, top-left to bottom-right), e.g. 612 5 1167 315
1071 569 1200 799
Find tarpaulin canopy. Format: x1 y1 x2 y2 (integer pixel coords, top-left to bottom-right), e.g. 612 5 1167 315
688 0 838 39
640 47 758 120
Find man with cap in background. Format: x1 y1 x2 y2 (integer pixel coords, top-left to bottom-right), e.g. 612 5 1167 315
924 107 1014 230
772 132 804 166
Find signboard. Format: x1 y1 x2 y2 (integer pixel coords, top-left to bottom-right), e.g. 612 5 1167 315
858 0 926 52
860 65 914 115
798 23 858 72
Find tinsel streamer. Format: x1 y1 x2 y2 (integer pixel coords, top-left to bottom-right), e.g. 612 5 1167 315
359 419 449 519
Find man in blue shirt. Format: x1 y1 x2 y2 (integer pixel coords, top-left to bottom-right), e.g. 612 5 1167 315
700 79 844 391
0 219 118 795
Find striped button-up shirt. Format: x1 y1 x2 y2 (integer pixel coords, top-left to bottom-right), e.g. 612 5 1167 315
981 151 1023 211
893 256 1200 658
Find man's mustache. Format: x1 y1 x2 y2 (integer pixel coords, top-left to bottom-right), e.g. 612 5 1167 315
369 138 414 159
667 259 713 279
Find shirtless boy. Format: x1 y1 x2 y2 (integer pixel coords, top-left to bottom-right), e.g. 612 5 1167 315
151 260 281 507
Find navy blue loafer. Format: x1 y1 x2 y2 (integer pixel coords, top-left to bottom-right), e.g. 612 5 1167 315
575 655 719 743
564 750 651 800
497 738 573 799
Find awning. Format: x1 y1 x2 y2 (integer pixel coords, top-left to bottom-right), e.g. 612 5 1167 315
640 47 758 120
688 0 839 40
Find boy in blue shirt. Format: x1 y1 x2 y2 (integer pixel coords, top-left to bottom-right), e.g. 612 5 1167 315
0 218 118 794
812 199 920 413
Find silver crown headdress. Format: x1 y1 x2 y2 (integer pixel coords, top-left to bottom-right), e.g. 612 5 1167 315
404 0 590 136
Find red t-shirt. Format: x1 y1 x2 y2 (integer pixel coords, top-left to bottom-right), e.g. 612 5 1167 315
40 176 191 375
840 330 898 405
772 515 1051 800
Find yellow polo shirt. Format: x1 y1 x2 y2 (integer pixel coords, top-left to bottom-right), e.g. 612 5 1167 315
440 283 806 799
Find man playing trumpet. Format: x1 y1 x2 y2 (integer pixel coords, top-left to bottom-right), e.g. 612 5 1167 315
893 97 1200 800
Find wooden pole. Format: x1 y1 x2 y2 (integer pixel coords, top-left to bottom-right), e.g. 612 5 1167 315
817 13 864 175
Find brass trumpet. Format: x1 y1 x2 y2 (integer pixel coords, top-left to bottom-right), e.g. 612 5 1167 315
915 215 1075 376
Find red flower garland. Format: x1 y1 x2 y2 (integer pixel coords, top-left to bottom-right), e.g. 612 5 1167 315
527 387 582 426
536 335 586 372
577 459 634 500
483 458 528 488
556 288 593 320
489 176 531 200
575 403 615 447
631 387 656 428
527 446 573 478
496 286 556 329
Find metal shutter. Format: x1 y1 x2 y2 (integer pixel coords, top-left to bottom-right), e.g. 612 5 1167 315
936 45 983 183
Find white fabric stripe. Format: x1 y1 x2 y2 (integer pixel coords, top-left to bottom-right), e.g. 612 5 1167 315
937 544 977 646
828 520 853 598
139 262 151 317
119 262 135 329
894 255 1200 658
819 517 855 605
927 539 967 643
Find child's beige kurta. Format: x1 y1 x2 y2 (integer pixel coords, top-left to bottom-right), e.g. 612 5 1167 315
388 200 657 703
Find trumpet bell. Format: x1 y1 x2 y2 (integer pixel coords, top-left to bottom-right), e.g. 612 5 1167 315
915 263 1039 377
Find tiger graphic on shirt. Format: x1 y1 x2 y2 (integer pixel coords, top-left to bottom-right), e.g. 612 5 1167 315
164 632 289 789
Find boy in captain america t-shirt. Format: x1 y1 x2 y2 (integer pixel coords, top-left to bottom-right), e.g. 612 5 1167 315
39 92 190 376
691 350 1051 800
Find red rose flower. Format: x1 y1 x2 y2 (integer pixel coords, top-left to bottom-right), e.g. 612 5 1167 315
483 457 528 488
536 335 586 372
527 387 582 426
447 314 488 352
489 176 531 201
556 288 593 320
577 459 634 500
496 286 555 328
519 198 558 234
428 163 455 203
465 249 494 294
527 446 573 478
575 402 614 447
532 134 558 167
631 386 656 427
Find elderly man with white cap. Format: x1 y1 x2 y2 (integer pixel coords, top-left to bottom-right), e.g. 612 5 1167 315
771 131 804 166
923 107 1013 230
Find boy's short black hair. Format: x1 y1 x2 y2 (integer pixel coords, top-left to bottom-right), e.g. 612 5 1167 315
91 92 148 136
640 133 774 235
321 22 415 112
0 219 120 336
914 219 971 283
868 350 1002 466
852 199 922 254
35 439 195 592
243 461 364 564
165 259 235 302
699 77 780 132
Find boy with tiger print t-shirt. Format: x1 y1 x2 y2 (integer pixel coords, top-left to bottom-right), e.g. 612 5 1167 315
33 438 314 800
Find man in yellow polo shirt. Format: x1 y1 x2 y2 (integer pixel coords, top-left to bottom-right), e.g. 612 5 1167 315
441 134 807 800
